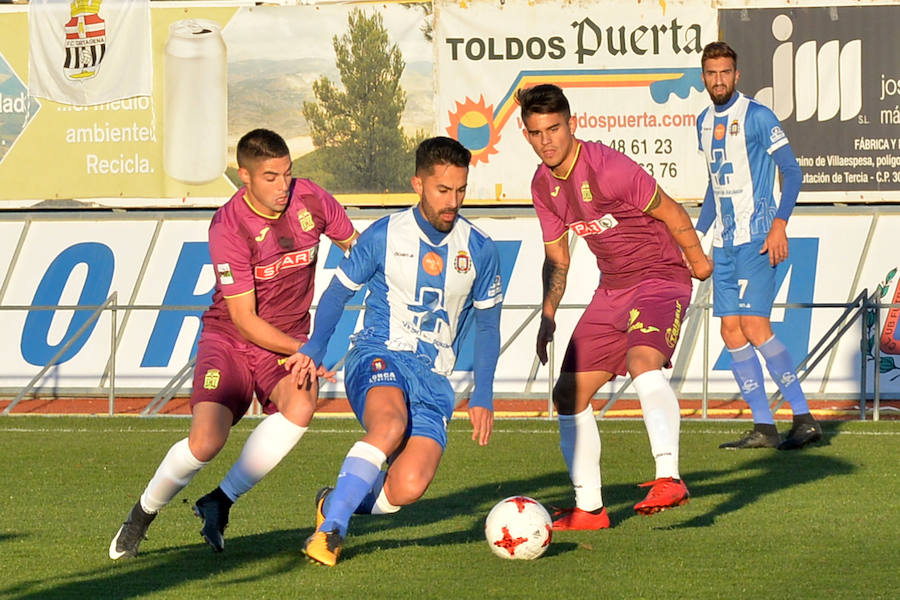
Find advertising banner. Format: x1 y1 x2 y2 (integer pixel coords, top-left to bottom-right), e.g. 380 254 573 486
435 0 717 202
719 5 900 201
0 2 434 207
1 210 898 399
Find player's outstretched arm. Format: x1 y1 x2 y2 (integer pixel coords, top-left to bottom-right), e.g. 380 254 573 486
225 291 305 355
537 235 569 364
283 276 356 385
646 187 713 280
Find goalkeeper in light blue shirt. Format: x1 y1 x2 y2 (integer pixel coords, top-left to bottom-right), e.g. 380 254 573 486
696 41 821 451
285 136 503 566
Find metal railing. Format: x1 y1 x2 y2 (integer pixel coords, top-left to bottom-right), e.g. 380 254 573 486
1 294 897 420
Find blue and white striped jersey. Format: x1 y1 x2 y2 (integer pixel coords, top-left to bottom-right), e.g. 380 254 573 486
697 91 790 247
335 207 503 376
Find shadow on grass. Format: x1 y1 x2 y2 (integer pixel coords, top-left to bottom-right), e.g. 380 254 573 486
1 528 304 600
3 426 858 596
0 471 586 598
658 429 855 529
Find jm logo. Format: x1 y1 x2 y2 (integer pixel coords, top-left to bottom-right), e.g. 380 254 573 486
755 14 861 123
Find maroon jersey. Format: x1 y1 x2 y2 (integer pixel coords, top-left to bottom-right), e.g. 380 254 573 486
201 178 355 346
531 140 690 290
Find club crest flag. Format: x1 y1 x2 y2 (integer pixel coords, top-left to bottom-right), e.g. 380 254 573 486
28 0 152 105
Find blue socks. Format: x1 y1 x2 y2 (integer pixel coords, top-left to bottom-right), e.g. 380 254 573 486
728 343 774 425
320 442 386 537
354 469 388 515
758 336 810 416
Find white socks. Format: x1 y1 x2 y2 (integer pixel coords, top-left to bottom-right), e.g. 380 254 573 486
633 370 681 479
558 405 603 511
140 437 207 514
220 412 308 502
372 486 401 514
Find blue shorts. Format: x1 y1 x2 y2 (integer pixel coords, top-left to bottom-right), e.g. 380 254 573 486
344 340 454 450
712 240 776 318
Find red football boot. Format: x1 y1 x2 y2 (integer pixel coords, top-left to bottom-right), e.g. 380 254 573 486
551 506 610 530
633 477 690 515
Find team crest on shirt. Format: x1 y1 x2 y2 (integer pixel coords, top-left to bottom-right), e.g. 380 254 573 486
664 300 684 348
453 250 472 274
298 210 315 232
216 263 234 285
580 181 593 203
729 120 740 136
203 369 220 390
422 251 444 276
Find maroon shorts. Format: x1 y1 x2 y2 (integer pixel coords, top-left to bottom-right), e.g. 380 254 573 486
561 278 691 376
190 335 305 425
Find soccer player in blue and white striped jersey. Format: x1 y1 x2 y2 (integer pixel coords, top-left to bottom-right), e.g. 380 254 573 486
286 136 503 565
696 41 821 451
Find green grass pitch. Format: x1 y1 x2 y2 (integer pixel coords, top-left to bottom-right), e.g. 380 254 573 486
0 416 896 599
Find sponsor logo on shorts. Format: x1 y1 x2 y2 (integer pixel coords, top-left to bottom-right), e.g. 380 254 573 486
298 210 315 232
368 371 397 384
453 250 471 274
664 300 683 349
422 251 444 276
203 369 221 390
570 214 618 237
254 246 317 280
371 357 386 371
627 308 660 334
216 263 234 285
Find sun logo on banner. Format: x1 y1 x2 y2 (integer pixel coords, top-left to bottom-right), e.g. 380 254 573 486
445 96 501 166
446 68 703 166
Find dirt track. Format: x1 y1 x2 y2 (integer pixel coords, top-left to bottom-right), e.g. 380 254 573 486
1 396 896 420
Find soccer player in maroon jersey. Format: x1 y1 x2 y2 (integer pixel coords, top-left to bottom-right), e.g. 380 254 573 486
517 84 712 529
109 129 358 559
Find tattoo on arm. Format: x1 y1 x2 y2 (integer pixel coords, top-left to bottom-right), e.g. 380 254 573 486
645 193 661 213
542 260 567 311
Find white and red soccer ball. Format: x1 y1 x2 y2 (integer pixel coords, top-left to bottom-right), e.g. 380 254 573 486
484 496 552 560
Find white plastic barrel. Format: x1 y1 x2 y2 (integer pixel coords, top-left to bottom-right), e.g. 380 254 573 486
163 19 227 185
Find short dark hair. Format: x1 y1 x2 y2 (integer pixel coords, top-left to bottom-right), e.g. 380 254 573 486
236 128 290 169
415 136 471 174
516 83 571 122
701 41 738 68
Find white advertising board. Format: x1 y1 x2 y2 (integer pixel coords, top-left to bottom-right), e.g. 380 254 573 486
1 209 899 399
